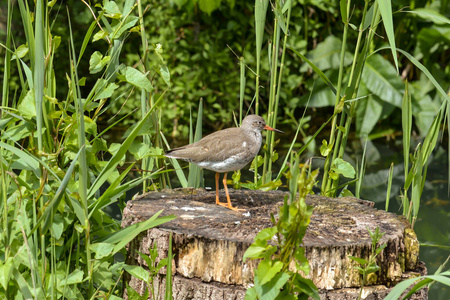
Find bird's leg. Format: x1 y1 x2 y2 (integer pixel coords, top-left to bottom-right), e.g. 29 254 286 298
221 172 245 211
215 172 228 207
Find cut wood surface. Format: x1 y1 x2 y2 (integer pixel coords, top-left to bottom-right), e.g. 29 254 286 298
122 188 427 299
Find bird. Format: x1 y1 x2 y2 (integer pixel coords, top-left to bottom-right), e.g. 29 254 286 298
165 114 284 211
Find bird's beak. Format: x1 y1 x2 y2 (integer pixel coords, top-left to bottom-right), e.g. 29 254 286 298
264 125 284 134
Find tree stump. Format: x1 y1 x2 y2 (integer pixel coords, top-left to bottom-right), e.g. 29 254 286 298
122 188 427 299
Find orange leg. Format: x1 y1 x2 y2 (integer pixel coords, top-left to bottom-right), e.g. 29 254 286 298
221 172 244 211
215 172 228 207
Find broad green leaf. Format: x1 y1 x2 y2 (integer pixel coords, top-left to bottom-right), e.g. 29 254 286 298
407 8 450 25
111 15 139 39
349 256 369 265
94 82 119 101
104 1 122 18
362 54 403 107
301 35 353 72
11 44 29 60
245 287 257 300
89 51 111 74
17 89 36 119
61 269 84 287
332 158 356 178
90 243 115 259
243 245 269 261
258 260 283 285
1 122 35 142
0 258 14 290
292 276 320 300
124 66 153 93
51 214 64 240
198 0 220 15
356 93 383 137
254 227 277 242
320 140 332 156
123 264 150 283
159 64 171 87
255 271 290 300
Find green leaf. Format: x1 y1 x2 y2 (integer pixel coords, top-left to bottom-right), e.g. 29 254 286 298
331 158 356 179
103 1 122 18
94 82 119 101
17 89 36 119
255 271 290 300
362 54 403 107
111 15 139 39
0 258 14 290
258 260 283 285
320 140 332 157
198 0 221 15
123 264 150 283
291 276 320 300
384 271 450 300
349 256 369 265
301 35 353 72
407 8 450 25
90 243 115 259
245 287 257 300
0 141 40 177
89 51 111 74
340 0 348 23
126 283 143 300
288 46 337 96
376 0 398 72
243 245 270 261
63 269 84 285
11 44 29 60
124 66 154 93
96 210 176 256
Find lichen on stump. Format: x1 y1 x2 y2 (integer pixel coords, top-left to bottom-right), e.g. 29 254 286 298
122 188 427 299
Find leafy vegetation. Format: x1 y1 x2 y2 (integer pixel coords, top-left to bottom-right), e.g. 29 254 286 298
0 0 174 298
243 156 319 300
0 0 449 298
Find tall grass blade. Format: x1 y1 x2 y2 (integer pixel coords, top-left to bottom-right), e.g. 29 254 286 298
254 0 269 114
402 81 412 180
88 91 166 199
96 210 176 255
384 270 450 300
239 57 245 124
34 0 45 152
165 232 173 300
188 99 203 187
355 140 367 198
385 163 394 211
376 0 399 72
161 132 188 188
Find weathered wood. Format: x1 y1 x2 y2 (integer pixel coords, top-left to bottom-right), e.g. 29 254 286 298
122 188 427 299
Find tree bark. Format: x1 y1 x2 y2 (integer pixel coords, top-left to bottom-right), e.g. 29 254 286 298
122 188 427 299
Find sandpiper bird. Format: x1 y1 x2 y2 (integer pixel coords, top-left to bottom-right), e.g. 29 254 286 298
165 114 284 211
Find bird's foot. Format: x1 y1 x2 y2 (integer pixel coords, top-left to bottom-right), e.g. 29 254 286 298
216 202 245 211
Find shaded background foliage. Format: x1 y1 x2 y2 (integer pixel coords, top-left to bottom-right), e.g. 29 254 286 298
1 0 448 142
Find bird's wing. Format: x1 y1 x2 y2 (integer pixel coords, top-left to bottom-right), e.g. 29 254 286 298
167 128 250 162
